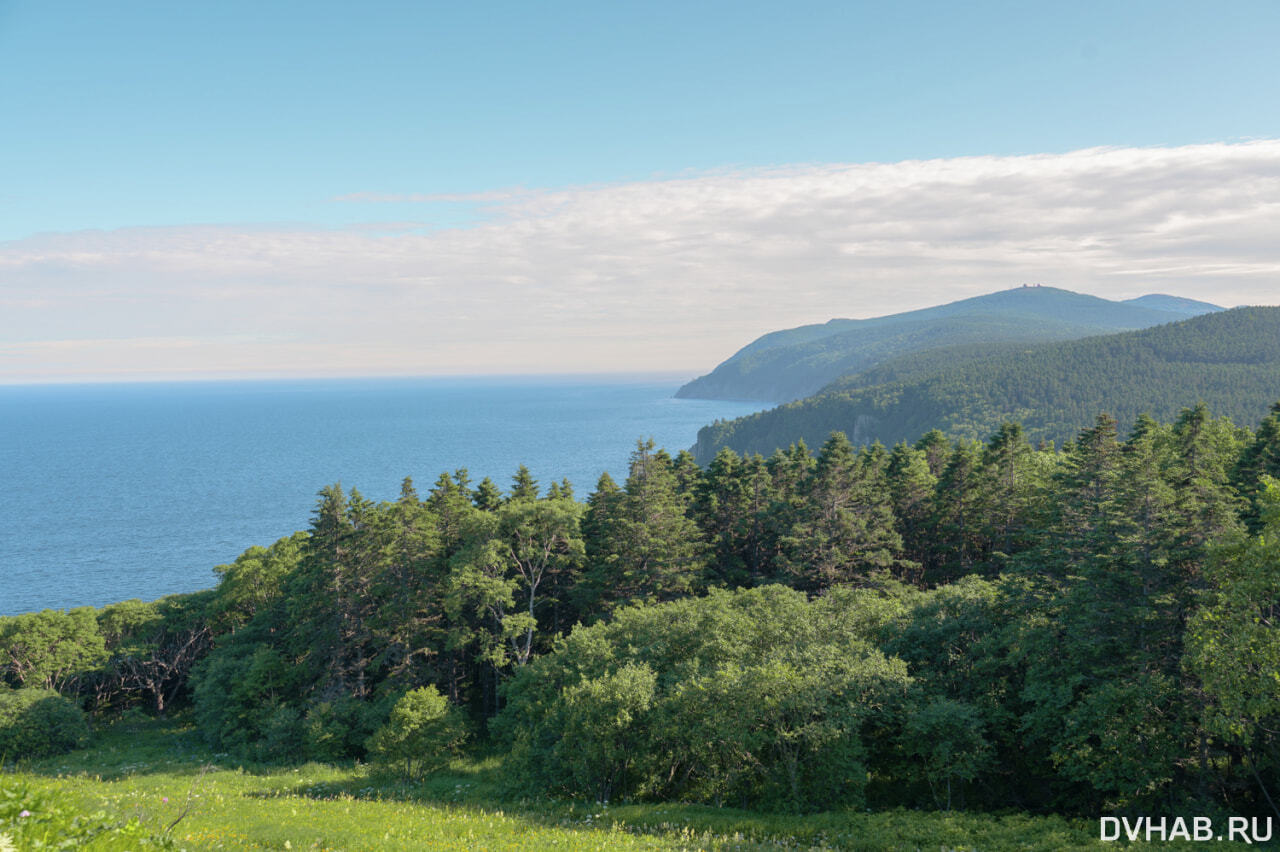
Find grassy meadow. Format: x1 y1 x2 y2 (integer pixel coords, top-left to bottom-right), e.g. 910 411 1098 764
2 715 1244 851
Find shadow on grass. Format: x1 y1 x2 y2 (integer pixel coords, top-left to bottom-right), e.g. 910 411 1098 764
18 716 1106 850
246 762 933 851
247 761 1118 851
18 713 319 782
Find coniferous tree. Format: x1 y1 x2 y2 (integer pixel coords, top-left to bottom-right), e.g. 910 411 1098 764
886 443 936 584
929 442 986 583
509 465 539 502
452 468 474 500
780 433 904 592
694 449 779 589
1115 415 1177 571
977 422 1044 567
1234 402 1280 532
1168 403 1246 562
428 472 477 556
763 441 815 583
398 476 418 504
290 485 352 698
577 472 623 616
671 449 703 508
1047 413 1125 577
739 453 782 585
283 485 388 703
694 447 750 588
582 473 621 537
370 481 443 685
1014 414 1200 808
473 477 504 511
767 440 815 502
1187 478 1280 813
554 478 575 501
582 440 707 610
915 429 952 478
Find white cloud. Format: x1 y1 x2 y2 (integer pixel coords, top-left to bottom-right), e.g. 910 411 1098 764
2 140 1279 382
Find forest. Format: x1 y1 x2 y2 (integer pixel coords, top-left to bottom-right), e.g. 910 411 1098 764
4 399 1280 833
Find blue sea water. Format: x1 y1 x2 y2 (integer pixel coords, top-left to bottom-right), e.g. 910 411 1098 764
0 376 763 616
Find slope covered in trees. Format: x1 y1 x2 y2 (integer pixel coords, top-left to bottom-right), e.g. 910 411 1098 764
1123 293 1226 315
676 286 1221 402
6 400 1280 821
694 306 1280 461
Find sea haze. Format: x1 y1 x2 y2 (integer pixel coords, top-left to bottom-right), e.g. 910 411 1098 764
0 376 763 616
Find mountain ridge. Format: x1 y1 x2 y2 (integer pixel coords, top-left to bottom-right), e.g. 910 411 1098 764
692 306 1280 462
1121 294 1226 315
677 286 1222 403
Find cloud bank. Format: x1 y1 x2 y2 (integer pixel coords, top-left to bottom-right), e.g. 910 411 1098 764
2 141 1278 382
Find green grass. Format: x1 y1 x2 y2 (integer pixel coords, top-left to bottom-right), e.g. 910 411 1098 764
0 716 1250 850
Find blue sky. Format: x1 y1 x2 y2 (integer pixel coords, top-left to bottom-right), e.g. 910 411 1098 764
2 1 1279 380
4 0 1277 239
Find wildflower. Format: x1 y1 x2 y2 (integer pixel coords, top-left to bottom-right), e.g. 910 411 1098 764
162 797 169 803
17 811 31 818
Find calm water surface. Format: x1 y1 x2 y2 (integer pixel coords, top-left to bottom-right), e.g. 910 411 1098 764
0 376 762 615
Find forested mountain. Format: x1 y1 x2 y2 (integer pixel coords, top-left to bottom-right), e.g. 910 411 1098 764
693 306 1280 461
676 286 1221 402
1123 293 1226 315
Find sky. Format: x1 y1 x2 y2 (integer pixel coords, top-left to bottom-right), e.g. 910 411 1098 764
2 1 1279 382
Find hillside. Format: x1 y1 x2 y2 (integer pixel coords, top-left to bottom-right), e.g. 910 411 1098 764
676 286 1220 402
1122 293 1226 315
692 306 1280 461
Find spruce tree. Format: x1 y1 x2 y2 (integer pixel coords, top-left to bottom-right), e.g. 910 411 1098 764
671 449 703 509
978 422 1042 566
428 472 477 556
1234 402 1280 532
371 484 444 685
694 447 751 588
473 477 504 511
583 440 707 609
780 433 904 592
915 429 953 478
1047 413 1124 577
930 442 986 583
554 478 575 501
509 464 539 502
398 476 419 505
886 442 936 584
693 448 779 589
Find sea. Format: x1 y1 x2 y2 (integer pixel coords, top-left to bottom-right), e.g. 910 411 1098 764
0 375 763 616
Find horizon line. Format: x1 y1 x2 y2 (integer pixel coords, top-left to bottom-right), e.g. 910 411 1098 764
0 368 706 390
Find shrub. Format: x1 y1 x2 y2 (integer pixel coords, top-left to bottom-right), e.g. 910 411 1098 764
498 586 911 810
0 687 90 759
190 639 306 759
255 704 306 762
366 686 470 779
304 695 388 763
